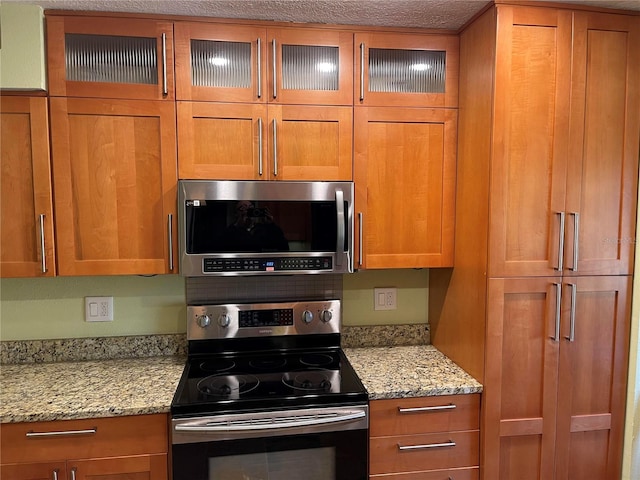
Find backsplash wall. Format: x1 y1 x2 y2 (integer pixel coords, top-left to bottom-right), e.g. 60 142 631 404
0 269 429 341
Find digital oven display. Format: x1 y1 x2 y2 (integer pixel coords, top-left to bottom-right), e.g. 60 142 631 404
239 309 294 328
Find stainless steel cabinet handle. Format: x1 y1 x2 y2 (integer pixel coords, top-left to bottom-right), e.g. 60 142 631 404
256 37 262 99
335 190 345 267
161 33 168 96
398 404 456 413
70 467 77 480
52 470 59 480
556 212 566 271
39 213 47 273
168 214 174 271
570 212 580 271
272 119 278 176
26 428 97 438
552 283 562 341
566 283 577 342
359 42 365 101
272 39 277 99
358 212 363 267
258 117 264 176
398 440 456 451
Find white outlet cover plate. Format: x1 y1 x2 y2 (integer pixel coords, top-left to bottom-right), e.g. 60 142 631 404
85 296 113 322
374 287 397 311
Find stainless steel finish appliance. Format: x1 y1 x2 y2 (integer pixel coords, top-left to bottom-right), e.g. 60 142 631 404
178 180 354 276
170 299 369 480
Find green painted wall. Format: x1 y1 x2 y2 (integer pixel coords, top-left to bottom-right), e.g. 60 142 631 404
0 269 428 341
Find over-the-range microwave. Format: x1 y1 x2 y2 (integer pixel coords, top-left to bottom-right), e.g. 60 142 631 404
178 180 354 276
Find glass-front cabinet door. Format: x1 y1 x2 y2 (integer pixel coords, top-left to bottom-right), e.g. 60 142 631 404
46 15 174 100
174 23 353 105
355 32 458 107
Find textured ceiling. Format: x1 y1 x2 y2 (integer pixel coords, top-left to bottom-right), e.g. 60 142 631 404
4 0 640 29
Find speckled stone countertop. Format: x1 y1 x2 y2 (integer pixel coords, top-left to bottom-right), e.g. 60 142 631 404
344 345 483 399
0 356 186 423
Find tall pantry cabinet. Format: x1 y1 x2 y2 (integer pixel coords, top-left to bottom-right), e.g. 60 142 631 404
429 4 640 480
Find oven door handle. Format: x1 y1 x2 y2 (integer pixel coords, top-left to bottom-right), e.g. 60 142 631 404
174 410 365 433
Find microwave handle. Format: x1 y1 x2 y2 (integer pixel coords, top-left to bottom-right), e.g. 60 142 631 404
335 190 345 267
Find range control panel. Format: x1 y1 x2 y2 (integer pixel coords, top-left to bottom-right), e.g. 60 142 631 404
203 257 333 274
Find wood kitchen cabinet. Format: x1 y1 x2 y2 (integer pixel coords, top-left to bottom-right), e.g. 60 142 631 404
354 107 456 269
49 97 178 276
355 32 458 108
46 15 175 101
369 394 480 479
0 414 168 480
0 96 56 277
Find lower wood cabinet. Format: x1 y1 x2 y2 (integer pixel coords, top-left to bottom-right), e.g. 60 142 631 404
369 394 480 479
0 414 168 480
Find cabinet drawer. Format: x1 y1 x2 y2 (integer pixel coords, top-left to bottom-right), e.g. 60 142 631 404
370 431 479 475
371 466 479 480
370 394 480 436
0 414 168 464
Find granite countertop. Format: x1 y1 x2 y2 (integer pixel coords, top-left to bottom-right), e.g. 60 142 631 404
0 346 482 424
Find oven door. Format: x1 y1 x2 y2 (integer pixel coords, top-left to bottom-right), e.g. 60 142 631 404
171 406 368 480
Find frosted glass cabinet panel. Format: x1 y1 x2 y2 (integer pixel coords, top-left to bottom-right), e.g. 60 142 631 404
175 23 353 105
46 15 174 100
356 32 458 107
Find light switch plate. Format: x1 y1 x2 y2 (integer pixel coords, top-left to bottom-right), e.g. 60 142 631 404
85 296 113 322
374 288 397 311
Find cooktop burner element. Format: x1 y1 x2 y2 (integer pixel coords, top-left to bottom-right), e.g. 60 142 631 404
249 357 287 370
299 353 334 367
199 359 236 372
197 374 260 398
282 370 334 391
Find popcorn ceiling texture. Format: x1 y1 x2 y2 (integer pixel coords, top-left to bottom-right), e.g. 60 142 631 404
7 0 640 30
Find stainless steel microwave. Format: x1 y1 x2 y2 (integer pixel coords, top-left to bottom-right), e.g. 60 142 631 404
178 180 354 276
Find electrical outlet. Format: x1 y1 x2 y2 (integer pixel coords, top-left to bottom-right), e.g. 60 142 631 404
85 296 114 322
374 287 397 311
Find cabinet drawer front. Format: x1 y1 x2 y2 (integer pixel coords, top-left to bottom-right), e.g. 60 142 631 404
370 431 479 475
370 394 480 436
371 467 479 480
0 414 168 464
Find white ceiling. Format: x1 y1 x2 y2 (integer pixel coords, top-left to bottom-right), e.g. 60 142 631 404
4 0 640 30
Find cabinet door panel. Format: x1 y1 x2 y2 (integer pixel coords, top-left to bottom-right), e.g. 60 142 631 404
177 102 267 180
489 7 572 277
71 454 167 480
269 105 352 181
0 96 55 277
0 462 67 480
554 276 631 480
565 13 640 275
50 98 177 275
483 277 560 480
355 107 455 269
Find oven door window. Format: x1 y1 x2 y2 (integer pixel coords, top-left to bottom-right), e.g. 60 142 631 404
185 200 347 254
172 430 367 480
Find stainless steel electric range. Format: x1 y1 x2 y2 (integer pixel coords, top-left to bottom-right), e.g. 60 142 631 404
170 299 369 480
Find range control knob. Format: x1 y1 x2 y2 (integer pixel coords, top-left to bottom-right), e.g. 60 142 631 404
196 314 211 328
218 313 231 328
320 310 333 323
302 310 314 324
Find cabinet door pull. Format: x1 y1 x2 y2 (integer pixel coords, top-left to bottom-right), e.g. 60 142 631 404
398 440 456 451
272 119 278 176
52 470 59 480
161 33 168 96
359 42 365 101
256 37 262 99
570 212 580 271
398 404 456 413
70 467 77 480
168 214 174 271
556 211 565 271
272 39 277 99
258 117 264 176
565 283 577 342
358 212 363 267
552 282 562 341
39 213 47 273
26 427 97 438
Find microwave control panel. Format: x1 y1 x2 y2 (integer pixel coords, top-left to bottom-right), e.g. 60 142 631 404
203 256 333 273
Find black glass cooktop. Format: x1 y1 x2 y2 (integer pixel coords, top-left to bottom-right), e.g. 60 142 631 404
171 348 368 417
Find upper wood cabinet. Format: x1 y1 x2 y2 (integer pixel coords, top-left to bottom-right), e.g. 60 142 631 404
49 97 178 276
46 15 175 100
354 107 456 269
174 22 353 105
489 7 639 278
0 96 56 277
355 32 458 108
